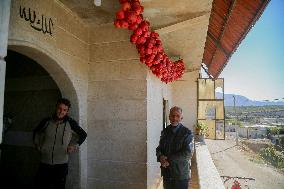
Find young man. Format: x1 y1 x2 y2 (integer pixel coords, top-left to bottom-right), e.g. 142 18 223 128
33 98 87 189
156 106 194 189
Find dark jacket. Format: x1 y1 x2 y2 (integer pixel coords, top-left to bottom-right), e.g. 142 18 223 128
33 115 87 165
156 124 193 180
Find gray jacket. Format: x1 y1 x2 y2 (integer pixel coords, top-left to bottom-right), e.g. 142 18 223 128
33 116 87 165
156 124 193 180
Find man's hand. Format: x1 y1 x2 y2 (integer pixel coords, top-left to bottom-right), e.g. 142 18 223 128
159 155 170 168
67 145 78 153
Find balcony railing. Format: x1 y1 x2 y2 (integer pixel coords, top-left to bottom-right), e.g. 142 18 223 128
191 136 225 189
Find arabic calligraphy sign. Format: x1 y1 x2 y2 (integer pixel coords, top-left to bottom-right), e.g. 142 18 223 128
19 6 54 36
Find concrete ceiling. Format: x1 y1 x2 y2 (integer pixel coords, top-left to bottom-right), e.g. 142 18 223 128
59 0 213 72
59 0 120 25
59 0 211 27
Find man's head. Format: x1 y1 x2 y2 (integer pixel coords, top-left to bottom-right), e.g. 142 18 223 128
55 98 71 119
169 106 183 126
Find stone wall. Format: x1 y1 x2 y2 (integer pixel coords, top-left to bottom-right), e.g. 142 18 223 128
172 72 199 131
8 0 90 120
2 0 212 188
87 23 148 189
6 0 90 188
146 72 173 189
0 0 11 144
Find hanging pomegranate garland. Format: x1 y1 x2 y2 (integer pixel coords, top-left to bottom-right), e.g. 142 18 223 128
114 0 185 83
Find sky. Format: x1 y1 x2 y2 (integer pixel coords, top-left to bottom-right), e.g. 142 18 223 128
218 0 284 101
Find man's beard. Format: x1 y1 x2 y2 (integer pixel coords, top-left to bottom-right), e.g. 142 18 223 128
171 122 179 126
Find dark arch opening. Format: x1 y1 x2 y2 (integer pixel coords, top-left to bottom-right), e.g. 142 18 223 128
0 50 62 188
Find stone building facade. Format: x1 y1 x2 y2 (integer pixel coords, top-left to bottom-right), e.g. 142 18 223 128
0 0 212 188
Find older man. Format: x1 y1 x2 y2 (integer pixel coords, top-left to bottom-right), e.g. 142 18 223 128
156 106 194 189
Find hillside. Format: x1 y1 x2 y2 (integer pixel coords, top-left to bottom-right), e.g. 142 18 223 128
216 93 284 106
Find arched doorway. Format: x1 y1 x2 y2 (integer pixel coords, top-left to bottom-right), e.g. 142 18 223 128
0 46 80 189
1 50 61 188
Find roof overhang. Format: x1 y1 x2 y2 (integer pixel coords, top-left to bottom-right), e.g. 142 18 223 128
202 0 270 78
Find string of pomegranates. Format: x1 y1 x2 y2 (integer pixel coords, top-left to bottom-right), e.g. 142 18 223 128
114 0 185 83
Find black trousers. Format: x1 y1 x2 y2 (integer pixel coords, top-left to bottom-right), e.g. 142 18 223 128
35 162 68 189
163 179 189 189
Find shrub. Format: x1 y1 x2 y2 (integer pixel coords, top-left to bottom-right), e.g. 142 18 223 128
259 146 284 171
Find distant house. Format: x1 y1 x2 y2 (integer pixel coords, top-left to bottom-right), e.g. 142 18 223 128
262 118 284 126
238 125 277 139
225 122 237 132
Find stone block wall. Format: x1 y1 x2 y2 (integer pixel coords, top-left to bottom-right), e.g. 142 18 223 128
172 72 199 131
87 24 148 189
2 0 210 188
6 0 90 188
146 73 173 189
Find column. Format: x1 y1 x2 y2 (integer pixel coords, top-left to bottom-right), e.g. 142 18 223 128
0 0 11 143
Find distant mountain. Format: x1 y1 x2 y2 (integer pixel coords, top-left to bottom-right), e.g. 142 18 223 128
216 93 284 106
